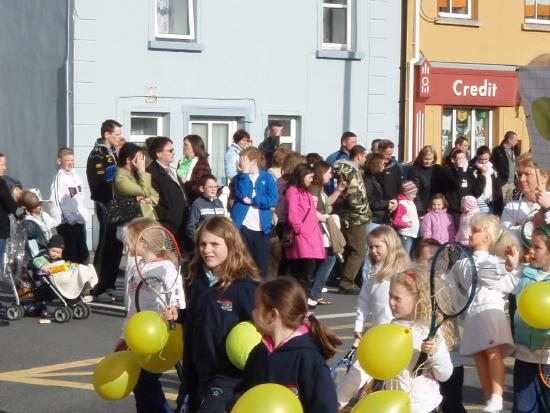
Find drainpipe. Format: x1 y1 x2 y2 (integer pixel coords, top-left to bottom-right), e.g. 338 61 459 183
407 0 421 162
65 0 72 148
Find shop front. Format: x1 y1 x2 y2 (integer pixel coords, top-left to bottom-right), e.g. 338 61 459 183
412 58 522 160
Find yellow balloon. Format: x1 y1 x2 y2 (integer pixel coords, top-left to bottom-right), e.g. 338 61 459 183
93 351 141 401
518 282 550 329
232 383 303 413
357 324 413 380
125 311 169 356
352 390 410 413
135 324 184 373
226 321 262 369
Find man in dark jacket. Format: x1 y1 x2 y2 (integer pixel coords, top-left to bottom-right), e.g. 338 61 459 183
86 119 123 303
377 139 403 201
258 121 284 169
491 131 520 203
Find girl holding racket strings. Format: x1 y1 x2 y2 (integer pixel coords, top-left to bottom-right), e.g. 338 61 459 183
449 213 520 413
512 225 550 413
336 225 410 408
115 217 186 413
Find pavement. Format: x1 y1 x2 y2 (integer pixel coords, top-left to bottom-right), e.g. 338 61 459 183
0 280 513 413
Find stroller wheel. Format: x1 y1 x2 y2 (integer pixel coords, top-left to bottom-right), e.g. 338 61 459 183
53 307 73 323
6 305 24 321
73 303 90 320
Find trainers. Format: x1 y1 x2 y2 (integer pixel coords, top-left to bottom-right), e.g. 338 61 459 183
322 287 328 293
338 286 361 295
94 292 116 303
105 288 125 299
307 298 318 308
82 295 94 303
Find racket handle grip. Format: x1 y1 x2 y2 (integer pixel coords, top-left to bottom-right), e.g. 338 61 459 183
413 352 428 375
168 319 176 330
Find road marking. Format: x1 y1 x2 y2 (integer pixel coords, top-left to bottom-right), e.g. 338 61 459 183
316 312 355 320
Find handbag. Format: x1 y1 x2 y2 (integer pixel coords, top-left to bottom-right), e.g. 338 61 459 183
105 182 143 226
276 204 312 249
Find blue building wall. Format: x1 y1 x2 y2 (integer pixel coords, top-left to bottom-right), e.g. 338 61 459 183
71 0 402 246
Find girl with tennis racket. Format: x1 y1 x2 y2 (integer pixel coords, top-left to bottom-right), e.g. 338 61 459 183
169 216 260 413
512 226 550 412
336 225 410 409
115 217 186 413
389 266 453 413
450 213 520 413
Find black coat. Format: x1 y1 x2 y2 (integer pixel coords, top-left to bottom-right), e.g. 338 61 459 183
377 159 403 201
407 164 449 215
364 172 390 224
0 177 17 238
466 165 504 215
440 166 471 214
146 161 188 234
490 144 520 183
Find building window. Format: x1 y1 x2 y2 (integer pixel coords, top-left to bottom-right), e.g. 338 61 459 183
155 0 195 40
322 0 352 50
441 108 492 159
267 115 301 151
438 0 471 18
130 112 168 144
525 0 550 23
189 118 238 185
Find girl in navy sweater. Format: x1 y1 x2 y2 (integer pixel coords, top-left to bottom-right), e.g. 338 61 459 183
165 216 261 413
237 277 341 413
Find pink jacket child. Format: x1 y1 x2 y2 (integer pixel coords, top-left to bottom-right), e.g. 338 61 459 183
285 186 325 260
456 196 479 245
421 208 456 244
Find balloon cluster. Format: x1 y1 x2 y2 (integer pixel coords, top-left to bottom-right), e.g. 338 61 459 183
518 282 550 329
93 311 184 401
353 324 413 413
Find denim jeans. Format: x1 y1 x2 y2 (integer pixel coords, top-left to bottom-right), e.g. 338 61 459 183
512 359 550 412
400 235 414 256
0 238 7 266
133 369 173 413
310 249 336 300
361 223 381 281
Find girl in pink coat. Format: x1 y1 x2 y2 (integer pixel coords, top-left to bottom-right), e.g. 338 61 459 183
285 164 325 298
421 193 456 244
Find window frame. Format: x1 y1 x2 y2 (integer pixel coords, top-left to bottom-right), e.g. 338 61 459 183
267 115 302 152
322 0 352 51
441 107 493 159
154 0 196 41
525 0 550 24
438 0 472 19
129 112 167 144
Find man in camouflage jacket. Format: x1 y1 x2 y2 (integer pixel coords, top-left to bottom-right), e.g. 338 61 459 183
333 145 371 294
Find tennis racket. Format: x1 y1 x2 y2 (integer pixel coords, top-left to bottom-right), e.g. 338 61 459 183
413 242 477 375
539 335 550 388
330 338 359 382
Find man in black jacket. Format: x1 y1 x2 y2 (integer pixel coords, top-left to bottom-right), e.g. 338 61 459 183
377 139 403 201
491 131 520 203
86 119 123 303
146 137 189 248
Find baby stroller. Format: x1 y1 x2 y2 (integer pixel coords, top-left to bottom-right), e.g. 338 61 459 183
1 218 96 323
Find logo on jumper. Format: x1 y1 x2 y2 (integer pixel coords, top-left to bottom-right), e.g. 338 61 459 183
284 384 300 397
68 187 78 198
217 298 233 312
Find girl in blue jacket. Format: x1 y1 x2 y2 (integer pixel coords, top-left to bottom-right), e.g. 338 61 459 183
165 216 261 412
512 225 550 413
237 277 341 413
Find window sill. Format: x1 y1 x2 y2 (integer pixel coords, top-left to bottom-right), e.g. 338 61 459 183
435 17 481 27
148 40 204 52
522 22 550 32
316 50 365 61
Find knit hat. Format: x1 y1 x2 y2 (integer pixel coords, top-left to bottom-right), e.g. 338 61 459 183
400 180 418 196
461 195 478 212
47 234 65 250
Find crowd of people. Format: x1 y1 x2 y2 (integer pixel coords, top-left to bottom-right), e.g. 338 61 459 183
1 119 550 413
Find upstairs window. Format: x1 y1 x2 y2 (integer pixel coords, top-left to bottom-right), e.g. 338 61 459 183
438 0 471 18
155 0 196 40
322 0 351 50
525 0 550 23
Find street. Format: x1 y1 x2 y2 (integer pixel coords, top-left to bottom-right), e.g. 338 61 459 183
0 282 513 413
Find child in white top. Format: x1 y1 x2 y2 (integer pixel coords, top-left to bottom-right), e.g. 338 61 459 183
392 180 420 255
337 225 410 408
448 213 520 413
389 267 453 413
49 147 89 264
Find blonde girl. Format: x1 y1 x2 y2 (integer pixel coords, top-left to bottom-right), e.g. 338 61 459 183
169 216 261 412
115 217 186 413
450 213 520 413
238 277 341 412
389 267 453 413
337 225 410 407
